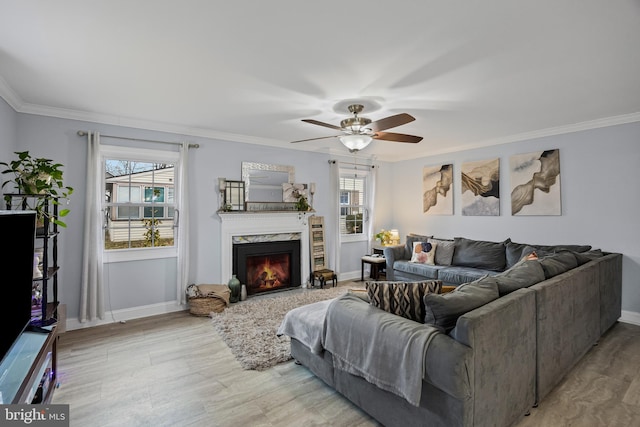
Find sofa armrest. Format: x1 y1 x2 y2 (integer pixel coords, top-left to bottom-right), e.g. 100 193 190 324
451 287 536 427
382 244 407 280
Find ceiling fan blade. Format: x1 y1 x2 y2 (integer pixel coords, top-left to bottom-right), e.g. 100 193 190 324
373 132 423 143
290 134 342 144
368 113 415 132
302 119 343 131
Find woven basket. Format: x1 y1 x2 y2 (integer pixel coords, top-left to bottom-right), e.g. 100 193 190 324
189 296 226 316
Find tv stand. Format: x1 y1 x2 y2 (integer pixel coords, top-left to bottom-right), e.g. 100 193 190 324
0 325 58 404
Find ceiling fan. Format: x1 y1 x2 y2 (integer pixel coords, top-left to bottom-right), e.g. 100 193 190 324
291 104 423 152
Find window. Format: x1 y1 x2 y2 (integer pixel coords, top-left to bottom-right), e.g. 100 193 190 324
339 174 366 237
103 154 178 251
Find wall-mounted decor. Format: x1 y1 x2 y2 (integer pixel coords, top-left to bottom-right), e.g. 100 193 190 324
423 164 453 215
509 149 561 215
461 158 500 216
242 162 294 203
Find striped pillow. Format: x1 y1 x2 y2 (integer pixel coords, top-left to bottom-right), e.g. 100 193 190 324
366 281 442 322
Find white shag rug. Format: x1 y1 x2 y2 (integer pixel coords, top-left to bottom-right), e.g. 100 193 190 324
211 286 353 371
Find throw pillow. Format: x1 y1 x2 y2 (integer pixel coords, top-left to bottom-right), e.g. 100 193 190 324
428 238 455 265
572 249 604 265
405 233 433 259
367 280 442 323
538 251 579 279
493 258 545 296
423 277 499 333
410 241 437 264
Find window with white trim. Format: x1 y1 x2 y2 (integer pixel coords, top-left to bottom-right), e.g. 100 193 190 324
339 172 367 239
103 150 178 252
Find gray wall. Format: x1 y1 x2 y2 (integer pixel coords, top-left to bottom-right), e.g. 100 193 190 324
9 113 349 321
389 121 640 314
2 104 639 321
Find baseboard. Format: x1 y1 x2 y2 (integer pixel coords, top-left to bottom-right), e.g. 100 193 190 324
65 300 188 331
620 310 640 326
338 270 363 282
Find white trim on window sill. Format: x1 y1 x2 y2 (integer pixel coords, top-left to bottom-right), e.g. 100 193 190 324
104 246 177 263
341 234 368 243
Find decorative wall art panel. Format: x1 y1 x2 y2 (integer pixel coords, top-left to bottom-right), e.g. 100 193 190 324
509 149 561 215
423 164 453 215
461 158 500 216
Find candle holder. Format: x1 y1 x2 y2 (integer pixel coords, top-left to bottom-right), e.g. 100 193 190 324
309 182 316 209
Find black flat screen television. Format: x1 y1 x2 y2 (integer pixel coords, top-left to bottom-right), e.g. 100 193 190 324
0 210 36 365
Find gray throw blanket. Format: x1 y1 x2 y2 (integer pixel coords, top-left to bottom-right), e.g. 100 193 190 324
324 294 439 406
276 298 333 354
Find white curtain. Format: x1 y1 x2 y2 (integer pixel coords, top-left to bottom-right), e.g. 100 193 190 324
329 160 341 273
366 165 378 254
176 142 190 304
80 131 104 321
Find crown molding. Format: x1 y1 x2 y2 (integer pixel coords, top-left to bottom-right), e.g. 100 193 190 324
387 112 640 162
2 82 639 163
0 75 23 111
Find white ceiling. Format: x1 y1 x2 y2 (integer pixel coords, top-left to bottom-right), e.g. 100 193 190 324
1 1 639 161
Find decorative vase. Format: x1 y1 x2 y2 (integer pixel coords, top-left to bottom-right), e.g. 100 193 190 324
228 275 241 303
240 284 247 301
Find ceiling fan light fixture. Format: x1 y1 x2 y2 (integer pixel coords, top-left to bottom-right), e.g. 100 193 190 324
339 134 372 152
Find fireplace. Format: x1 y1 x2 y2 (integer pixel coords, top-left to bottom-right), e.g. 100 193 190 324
219 212 311 292
233 240 301 296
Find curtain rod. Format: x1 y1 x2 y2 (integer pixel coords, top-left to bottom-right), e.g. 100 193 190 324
76 131 200 148
328 160 376 168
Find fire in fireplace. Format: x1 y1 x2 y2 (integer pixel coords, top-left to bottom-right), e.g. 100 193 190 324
233 240 301 296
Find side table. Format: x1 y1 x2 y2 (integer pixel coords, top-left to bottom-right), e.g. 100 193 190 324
361 255 386 281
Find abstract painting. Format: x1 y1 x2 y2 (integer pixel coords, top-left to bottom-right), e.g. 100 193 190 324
423 164 453 215
461 158 500 216
509 149 561 215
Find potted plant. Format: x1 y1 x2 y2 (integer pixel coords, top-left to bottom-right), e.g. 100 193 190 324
0 151 74 228
295 193 310 211
375 229 392 245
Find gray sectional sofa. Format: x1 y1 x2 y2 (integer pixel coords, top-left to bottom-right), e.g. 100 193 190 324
284 234 622 427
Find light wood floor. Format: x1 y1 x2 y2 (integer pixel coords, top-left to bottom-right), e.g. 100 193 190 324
52 292 640 427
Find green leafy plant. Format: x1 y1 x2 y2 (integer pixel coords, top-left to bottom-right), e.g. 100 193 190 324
375 229 392 245
1 151 74 227
295 193 309 211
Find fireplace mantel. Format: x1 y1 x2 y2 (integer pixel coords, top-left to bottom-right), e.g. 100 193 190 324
219 212 311 288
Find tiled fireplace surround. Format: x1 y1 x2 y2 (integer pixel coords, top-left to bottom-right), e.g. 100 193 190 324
219 212 311 290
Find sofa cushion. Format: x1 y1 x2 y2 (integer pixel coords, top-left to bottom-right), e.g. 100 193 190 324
505 242 539 268
428 238 455 265
393 261 443 279
437 266 499 286
538 251 579 279
424 277 499 332
493 258 546 296
410 241 437 265
405 233 433 259
507 241 591 268
572 249 604 265
535 243 592 253
367 280 442 322
451 237 508 271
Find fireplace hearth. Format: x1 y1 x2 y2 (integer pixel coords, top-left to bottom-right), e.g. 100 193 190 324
233 240 301 296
